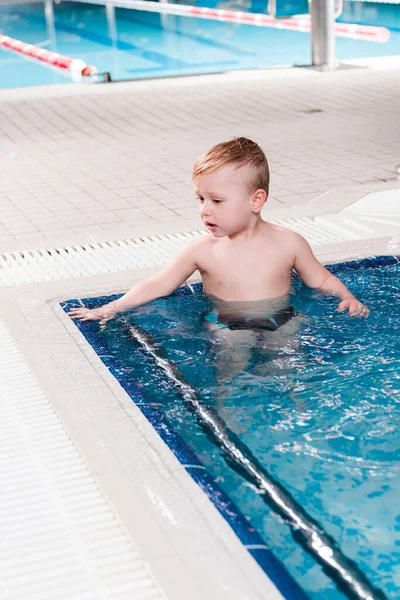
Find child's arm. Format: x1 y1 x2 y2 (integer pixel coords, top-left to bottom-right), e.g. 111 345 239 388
292 234 370 317
68 239 201 326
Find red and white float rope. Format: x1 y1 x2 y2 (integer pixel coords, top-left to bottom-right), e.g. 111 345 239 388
78 0 391 43
349 0 399 3
0 34 98 80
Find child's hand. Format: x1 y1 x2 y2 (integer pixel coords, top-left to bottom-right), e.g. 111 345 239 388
337 297 370 317
68 305 115 328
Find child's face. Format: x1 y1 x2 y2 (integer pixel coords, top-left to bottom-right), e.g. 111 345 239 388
194 164 262 237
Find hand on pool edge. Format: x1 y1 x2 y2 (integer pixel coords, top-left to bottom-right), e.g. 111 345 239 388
337 297 370 317
68 305 117 328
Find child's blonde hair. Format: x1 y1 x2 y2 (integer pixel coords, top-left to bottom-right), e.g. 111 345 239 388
192 137 270 196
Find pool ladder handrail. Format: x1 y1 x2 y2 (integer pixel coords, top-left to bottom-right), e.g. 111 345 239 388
123 319 388 600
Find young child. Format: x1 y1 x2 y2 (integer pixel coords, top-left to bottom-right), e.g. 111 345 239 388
68 137 369 332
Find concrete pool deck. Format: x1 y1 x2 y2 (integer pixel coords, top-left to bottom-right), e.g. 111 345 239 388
0 57 400 600
1 55 400 253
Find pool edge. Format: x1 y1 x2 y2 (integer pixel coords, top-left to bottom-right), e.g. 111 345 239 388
0 239 398 600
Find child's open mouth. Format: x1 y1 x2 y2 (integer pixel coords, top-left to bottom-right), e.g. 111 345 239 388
205 222 217 231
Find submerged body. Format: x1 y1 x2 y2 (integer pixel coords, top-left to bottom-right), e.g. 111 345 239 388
203 293 302 383
204 296 296 332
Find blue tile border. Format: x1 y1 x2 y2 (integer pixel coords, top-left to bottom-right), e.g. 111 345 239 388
61 256 399 600
325 255 400 274
290 254 400 281
61 298 310 600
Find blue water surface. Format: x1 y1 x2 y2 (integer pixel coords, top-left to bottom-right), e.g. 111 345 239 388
1 1 399 88
64 258 400 600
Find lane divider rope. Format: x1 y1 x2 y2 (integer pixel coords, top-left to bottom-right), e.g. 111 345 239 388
0 33 98 81
67 0 391 43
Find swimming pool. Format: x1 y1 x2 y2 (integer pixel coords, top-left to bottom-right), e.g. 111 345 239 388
1 1 399 88
63 255 400 600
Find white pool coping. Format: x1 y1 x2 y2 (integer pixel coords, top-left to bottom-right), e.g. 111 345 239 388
0 268 285 600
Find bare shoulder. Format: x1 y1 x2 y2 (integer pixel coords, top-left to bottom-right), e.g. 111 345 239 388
187 233 213 251
266 222 308 249
181 233 213 260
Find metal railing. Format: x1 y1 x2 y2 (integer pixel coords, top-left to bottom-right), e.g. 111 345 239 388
310 0 336 70
268 0 344 69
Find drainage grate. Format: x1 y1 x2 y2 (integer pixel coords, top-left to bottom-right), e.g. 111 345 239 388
269 216 349 245
0 219 349 287
4 193 399 287
0 231 205 286
0 318 165 600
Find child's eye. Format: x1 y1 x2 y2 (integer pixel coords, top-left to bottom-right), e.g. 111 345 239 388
212 199 222 204
197 196 204 203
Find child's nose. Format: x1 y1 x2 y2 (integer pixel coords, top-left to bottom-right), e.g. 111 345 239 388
200 203 210 217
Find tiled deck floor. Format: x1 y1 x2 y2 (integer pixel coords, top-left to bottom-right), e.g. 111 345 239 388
1 59 400 252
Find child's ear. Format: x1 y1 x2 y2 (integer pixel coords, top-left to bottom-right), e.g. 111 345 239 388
251 189 267 213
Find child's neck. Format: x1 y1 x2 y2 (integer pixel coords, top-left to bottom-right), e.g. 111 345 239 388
227 215 266 242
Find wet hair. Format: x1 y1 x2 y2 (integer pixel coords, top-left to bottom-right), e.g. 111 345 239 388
192 137 270 196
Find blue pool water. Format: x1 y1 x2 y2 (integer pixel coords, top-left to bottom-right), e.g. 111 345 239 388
1 1 400 88
64 256 400 600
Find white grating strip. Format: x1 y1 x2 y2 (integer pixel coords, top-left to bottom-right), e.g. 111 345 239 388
0 318 165 600
0 222 348 287
269 217 348 245
0 231 206 286
3 191 399 287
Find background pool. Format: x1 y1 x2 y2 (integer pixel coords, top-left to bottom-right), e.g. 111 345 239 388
64 257 400 600
1 1 399 89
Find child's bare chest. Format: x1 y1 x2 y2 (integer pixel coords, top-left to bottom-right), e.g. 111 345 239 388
199 242 293 300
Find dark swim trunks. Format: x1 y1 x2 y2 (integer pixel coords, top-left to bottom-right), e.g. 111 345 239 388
204 306 297 332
